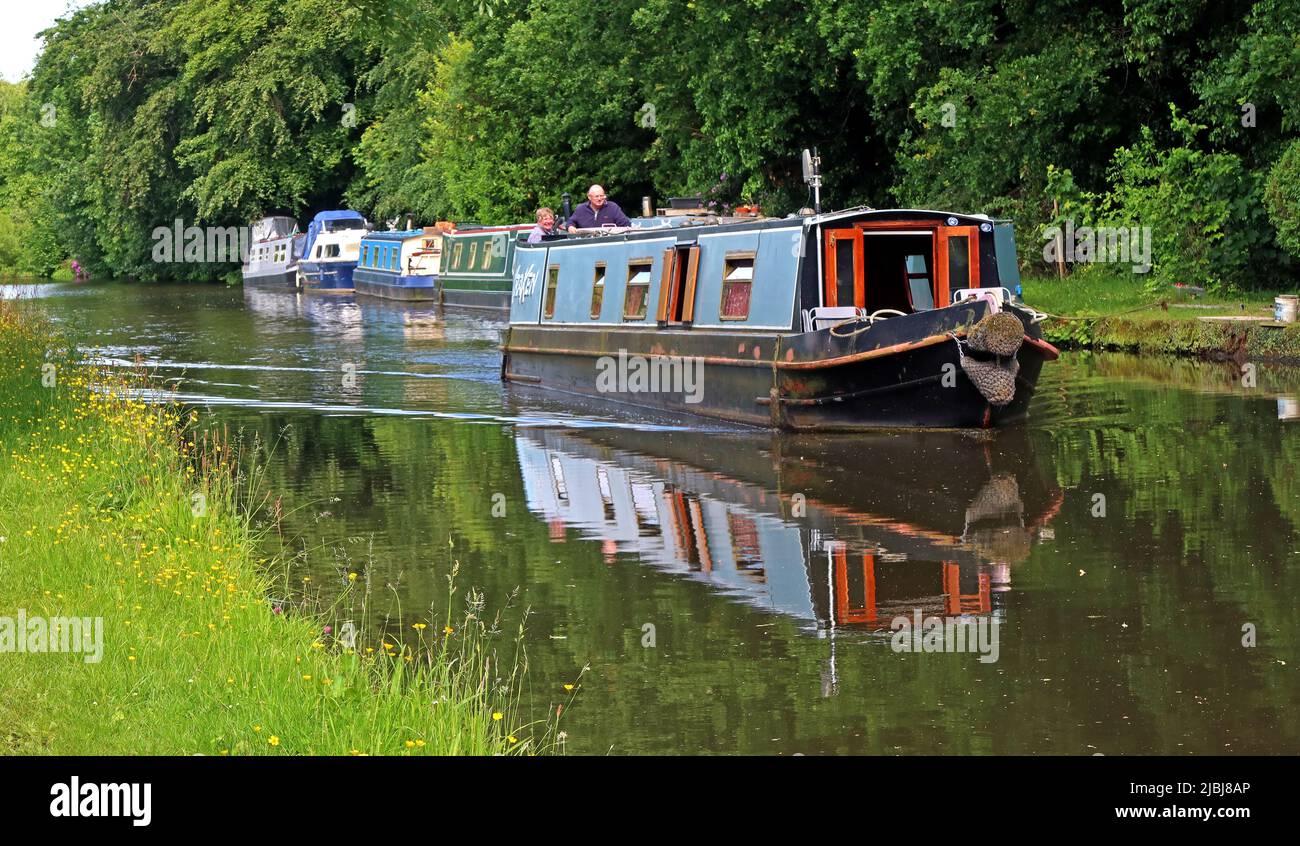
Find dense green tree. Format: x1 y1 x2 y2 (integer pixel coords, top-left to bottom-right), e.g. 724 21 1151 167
0 81 65 275
1 0 1297 289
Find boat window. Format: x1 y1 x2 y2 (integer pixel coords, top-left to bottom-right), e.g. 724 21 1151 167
390 247 399 271
834 241 855 307
451 242 462 269
550 456 568 501
623 260 653 320
947 235 970 289
720 254 755 320
597 467 616 522
591 262 606 319
324 244 340 258
543 265 560 319
361 245 369 266
905 254 934 310
481 240 494 270
468 242 479 270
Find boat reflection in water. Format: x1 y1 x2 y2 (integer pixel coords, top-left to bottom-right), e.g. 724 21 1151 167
242 284 366 343
515 426 1062 648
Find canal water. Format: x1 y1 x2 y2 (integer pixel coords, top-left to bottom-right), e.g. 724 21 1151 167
10 281 1299 754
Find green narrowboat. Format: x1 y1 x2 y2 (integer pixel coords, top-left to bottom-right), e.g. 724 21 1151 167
435 224 534 311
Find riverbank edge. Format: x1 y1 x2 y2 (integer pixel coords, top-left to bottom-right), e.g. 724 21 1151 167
0 300 535 756
1041 315 1300 364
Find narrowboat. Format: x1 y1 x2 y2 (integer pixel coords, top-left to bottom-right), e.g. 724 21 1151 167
514 424 1061 634
436 224 533 310
501 207 1059 430
353 226 449 301
297 210 370 293
241 216 302 286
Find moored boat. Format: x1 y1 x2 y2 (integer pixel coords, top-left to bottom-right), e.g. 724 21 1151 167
501 207 1059 430
297 210 370 293
353 225 450 301
436 224 533 311
241 216 302 287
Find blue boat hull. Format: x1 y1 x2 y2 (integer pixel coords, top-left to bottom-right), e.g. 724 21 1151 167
299 261 356 293
354 267 439 301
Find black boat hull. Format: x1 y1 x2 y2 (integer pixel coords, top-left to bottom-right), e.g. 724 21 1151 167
501 301 1056 431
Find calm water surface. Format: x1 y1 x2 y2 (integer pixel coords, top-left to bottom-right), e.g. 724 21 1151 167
13 281 1300 754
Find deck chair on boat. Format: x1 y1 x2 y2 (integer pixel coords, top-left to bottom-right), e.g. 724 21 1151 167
803 306 867 332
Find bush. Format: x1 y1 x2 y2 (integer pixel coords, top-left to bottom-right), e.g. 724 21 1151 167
1095 108 1270 293
1265 138 1300 260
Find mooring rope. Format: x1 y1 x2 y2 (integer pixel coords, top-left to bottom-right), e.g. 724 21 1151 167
829 318 876 338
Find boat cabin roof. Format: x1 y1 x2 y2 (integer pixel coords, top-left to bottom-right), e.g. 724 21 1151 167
508 206 1013 330
363 228 436 243
519 207 996 246
250 216 299 242
450 223 534 236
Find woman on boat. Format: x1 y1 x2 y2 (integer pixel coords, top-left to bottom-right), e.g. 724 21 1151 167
527 207 561 243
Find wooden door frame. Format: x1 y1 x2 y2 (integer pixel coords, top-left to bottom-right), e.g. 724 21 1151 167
656 244 701 326
935 225 981 306
823 228 865 308
820 220 981 310
833 546 878 626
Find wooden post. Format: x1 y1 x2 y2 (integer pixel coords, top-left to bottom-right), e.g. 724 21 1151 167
1054 199 1065 280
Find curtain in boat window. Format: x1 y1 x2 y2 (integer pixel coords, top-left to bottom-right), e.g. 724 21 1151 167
720 257 754 319
623 263 652 319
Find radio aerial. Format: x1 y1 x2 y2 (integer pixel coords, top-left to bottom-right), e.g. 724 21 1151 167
801 148 822 214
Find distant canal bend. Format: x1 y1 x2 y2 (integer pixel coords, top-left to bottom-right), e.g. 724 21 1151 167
14 281 1299 755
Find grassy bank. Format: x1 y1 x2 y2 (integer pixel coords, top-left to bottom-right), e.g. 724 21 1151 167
1023 270 1300 362
0 298 540 755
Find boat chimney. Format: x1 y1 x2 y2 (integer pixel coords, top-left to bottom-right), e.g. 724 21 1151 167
642 196 653 218
561 192 572 223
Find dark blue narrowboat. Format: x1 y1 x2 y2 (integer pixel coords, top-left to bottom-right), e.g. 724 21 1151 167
297 210 370 293
354 226 448 301
501 207 1059 430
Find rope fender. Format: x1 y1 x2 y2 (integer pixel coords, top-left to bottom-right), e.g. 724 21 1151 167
953 312 1025 406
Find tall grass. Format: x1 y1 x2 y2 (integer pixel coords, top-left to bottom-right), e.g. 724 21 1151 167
0 297 551 755
1023 264 1281 319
